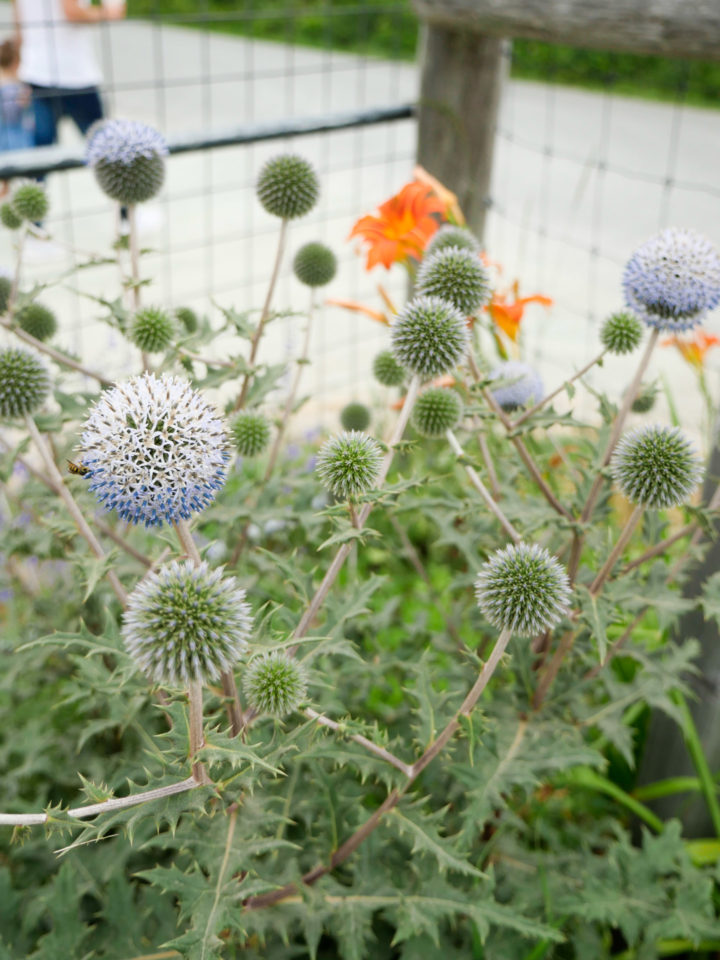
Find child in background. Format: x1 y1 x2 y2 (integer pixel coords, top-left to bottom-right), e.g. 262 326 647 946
0 38 34 197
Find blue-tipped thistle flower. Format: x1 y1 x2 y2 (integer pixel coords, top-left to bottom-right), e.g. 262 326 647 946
425 224 481 258
623 228 720 332
122 559 252 686
316 430 382 499
372 350 405 387
11 183 49 222
256 154 319 220
0 347 50 419
340 402 371 432
130 306 175 353
610 424 702 508
391 295 469 379
86 118 168 205
293 242 337 287
475 543 571 636
417 246 490 316
412 387 462 437
243 651 307 717
16 302 57 342
79 373 229 526
600 311 644 355
232 411 271 457
489 361 544 411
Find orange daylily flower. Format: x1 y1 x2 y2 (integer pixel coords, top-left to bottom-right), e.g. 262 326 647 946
413 165 465 225
661 330 720 370
326 297 389 325
485 280 553 342
348 180 447 270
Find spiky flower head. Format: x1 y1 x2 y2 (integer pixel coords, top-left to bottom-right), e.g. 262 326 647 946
80 372 229 526
0 347 50 418
293 242 337 287
340 402 371 432
600 311 644 354
630 381 658 414
0 202 22 230
610 424 702 508
232 411 271 457
256 154 319 220
11 184 48 222
316 430 382 499
86 118 168 205
391 295 469 379
0 275 10 314
475 543 571 636
490 361 544 411
122 559 252 686
175 306 198 333
623 228 720 332
243 651 307 717
372 349 405 387
16 302 57 342
130 306 175 353
417 247 489 316
424 224 481 258
412 387 462 437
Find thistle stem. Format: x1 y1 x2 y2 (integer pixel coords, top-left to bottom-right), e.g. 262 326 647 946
588 504 644 596
445 428 521 542
305 707 413 777
233 217 288 412
127 204 151 372
7 221 27 320
0 316 113 386
188 679 211 785
511 350 608 428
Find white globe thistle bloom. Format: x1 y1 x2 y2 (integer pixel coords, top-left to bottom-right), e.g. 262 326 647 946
122 560 252 685
80 372 229 527
490 361 544 411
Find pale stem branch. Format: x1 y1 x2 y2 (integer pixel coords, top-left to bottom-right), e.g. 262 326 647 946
304 707 414 777
173 517 202 564
0 777 200 827
533 626 576 709
178 349 235 370
446 428 521 543
0 315 113 386
622 522 693 574
511 350 607 428
588 504 644 596
8 221 27 319
188 680 211 785
25 415 128 605
477 430 500 499
233 218 289 412
127 204 151 372
92 518 153 568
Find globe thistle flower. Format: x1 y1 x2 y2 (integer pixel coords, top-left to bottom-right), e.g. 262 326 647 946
293 242 337 287
372 350 405 387
130 306 175 353
623 228 720 332
600 311 644 354
11 184 48 222
0 347 50 419
0 275 10 314
610 424 702 508
316 430 382 499
630 381 658 414
175 306 198 333
490 361 544 411
86 118 168 205
424 224 481 258
122 559 252 686
232 411 271 457
0 202 22 230
391 295 469 379
243 651 307 717
80 373 229 526
475 543 571 636
256 154 319 220
412 387 462 437
417 247 490 316
340 402 371 432
16 302 57 342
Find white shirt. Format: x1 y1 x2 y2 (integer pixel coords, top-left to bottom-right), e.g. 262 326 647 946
16 0 102 89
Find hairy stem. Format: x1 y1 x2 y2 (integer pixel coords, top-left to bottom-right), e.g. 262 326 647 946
188 680 211 785
0 316 113 386
588 504 644 596
305 707 413 777
511 350 607 428
8 221 27 320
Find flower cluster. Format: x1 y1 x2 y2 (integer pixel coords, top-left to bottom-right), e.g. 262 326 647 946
87 119 168 205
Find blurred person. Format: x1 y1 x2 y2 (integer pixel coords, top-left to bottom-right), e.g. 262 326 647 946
0 37 34 197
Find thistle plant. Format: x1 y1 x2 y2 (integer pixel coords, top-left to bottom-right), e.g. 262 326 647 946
256 154 320 221
489 360 544 411
424 223 481 257
16 303 57 342
412 386 462 437
417 246 490 315
11 183 48 222
243 651 307 717
372 349 405 387
340 402 371 432
293 242 337 287
0 276 11 315
130 306 175 354
0 202 22 230
611 424 702 509
86 119 168 206
600 310 644 354
316 431 382 500
232 410 272 457
175 306 199 333
391 295 469 378
0 347 50 418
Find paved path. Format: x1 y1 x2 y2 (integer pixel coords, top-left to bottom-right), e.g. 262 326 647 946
0 4 717 434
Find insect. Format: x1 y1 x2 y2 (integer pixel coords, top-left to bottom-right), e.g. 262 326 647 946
66 459 91 478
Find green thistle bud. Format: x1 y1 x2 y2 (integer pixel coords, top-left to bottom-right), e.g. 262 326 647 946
0 202 22 230
0 347 51 419
475 543 571 637
256 154 319 220
630 381 658 414
12 184 49 222
175 306 198 333
96 154 165 205
16 302 57 342
600 311 644 355
0 276 10 314
611 425 702 508
86 119 169 206
425 225 481 258
417 247 489 316
340 402 371 432
130 306 175 353
412 387 462 437
293 242 337 287
391 296 469 379
243 651 307 717
316 430 382 499
122 559 253 686
372 350 405 387
232 411 271 457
